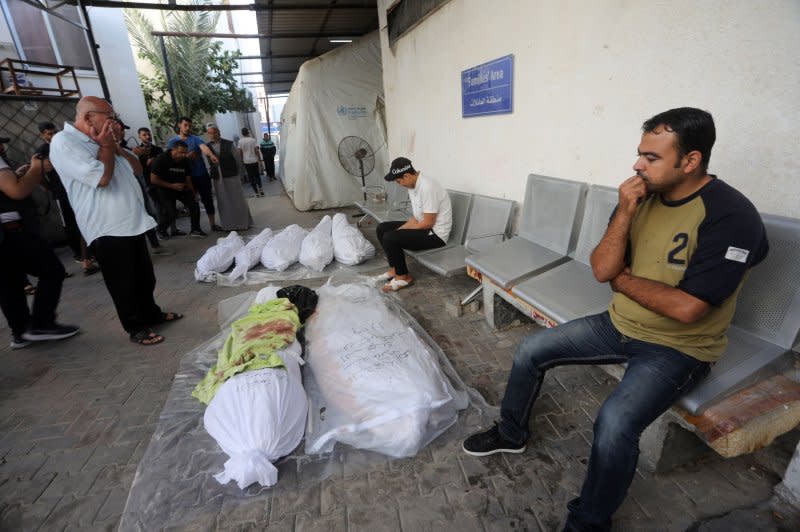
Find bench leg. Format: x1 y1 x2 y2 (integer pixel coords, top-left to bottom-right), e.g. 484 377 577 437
775 443 800 514
481 281 524 330
461 284 482 306
638 412 710 473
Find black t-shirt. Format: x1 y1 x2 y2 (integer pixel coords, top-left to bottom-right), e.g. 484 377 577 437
151 150 190 185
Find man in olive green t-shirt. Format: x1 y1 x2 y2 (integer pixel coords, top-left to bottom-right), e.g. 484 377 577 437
463 107 769 531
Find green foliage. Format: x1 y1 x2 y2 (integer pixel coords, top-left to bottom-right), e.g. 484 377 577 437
125 4 255 141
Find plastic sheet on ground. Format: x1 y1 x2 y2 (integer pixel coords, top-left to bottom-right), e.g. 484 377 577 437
118 274 495 531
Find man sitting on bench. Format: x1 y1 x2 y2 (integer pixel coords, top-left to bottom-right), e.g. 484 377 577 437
375 157 452 292
462 107 769 531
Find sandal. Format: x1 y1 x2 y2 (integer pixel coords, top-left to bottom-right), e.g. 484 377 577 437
371 272 394 284
130 329 164 346
155 311 183 324
83 264 101 276
382 278 413 292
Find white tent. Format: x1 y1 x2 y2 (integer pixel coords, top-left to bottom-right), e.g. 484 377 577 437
279 32 390 211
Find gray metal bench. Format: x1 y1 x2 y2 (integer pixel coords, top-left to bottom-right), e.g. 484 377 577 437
414 193 515 278
510 185 618 323
466 174 588 291
677 213 800 414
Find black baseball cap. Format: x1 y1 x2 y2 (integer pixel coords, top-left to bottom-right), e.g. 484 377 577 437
384 157 416 181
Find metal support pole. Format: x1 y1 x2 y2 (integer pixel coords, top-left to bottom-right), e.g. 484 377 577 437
159 35 180 125
78 1 111 101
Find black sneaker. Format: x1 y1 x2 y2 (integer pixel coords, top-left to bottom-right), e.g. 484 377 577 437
211 224 225 233
189 229 207 238
462 424 526 456
157 230 170 240
11 335 31 349
170 228 187 237
22 323 80 342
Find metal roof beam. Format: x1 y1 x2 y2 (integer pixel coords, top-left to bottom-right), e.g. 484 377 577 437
151 31 353 39
63 1 376 12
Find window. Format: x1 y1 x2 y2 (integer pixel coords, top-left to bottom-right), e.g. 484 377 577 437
1 0 94 71
386 0 450 47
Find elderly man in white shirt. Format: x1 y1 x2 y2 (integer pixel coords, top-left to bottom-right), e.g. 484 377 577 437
50 96 182 346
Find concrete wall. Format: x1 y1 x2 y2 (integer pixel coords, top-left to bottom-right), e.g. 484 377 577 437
0 6 150 138
377 0 800 218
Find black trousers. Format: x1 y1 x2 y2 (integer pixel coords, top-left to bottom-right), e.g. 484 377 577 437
191 172 215 215
244 163 262 193
91 234 162 334
376 221 446 276
156 188 201 233
260 149 276 178
0 225 66 336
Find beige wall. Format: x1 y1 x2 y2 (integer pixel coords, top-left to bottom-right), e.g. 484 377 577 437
377 0 800 217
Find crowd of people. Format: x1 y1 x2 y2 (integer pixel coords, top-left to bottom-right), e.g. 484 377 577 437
0 96 278 348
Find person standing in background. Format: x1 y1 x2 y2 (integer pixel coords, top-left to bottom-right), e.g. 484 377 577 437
238 128 263 197
205 124 252 231
167 117 221 231
37 122 100 275
259 132 277 182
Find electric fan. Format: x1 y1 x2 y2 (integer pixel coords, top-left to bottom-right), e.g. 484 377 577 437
337 136 376 200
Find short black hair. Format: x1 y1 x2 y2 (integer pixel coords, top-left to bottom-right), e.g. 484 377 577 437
38 121 56 133
138 127 150 134
241 127 250 136
178 116 192 124
171 140 188 149
642 107 716 172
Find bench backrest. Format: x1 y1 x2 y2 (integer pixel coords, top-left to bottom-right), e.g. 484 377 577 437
518 174 587 255
465 194 515 243
572 185 619 266
446 189 473 246
732 213 800 349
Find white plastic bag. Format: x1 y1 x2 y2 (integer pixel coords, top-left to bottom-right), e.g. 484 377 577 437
331 213 375 266
204 340 307 489
228 228 274 282
194 232 245 282
299 216 334 272
260 224 308 271
303 282 467 457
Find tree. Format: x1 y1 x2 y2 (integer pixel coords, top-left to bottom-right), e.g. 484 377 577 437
125 3 255 141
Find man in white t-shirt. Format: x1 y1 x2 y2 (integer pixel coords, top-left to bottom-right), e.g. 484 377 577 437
237 128 263 197
376 157 452 292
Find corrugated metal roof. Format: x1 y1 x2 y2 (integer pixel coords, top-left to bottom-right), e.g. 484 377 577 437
255 0 378 94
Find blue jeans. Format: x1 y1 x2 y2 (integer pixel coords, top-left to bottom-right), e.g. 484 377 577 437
499 312 710 531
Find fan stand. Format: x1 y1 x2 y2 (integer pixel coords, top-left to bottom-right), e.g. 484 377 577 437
356 148 368 201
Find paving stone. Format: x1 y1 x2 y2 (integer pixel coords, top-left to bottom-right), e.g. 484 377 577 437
39 470 101 499
215 496 269 529
296 508 346 532
94 487 129 524
40 492 108 529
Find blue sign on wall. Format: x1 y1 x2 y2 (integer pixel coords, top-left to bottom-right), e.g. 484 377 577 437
461 54 514 118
